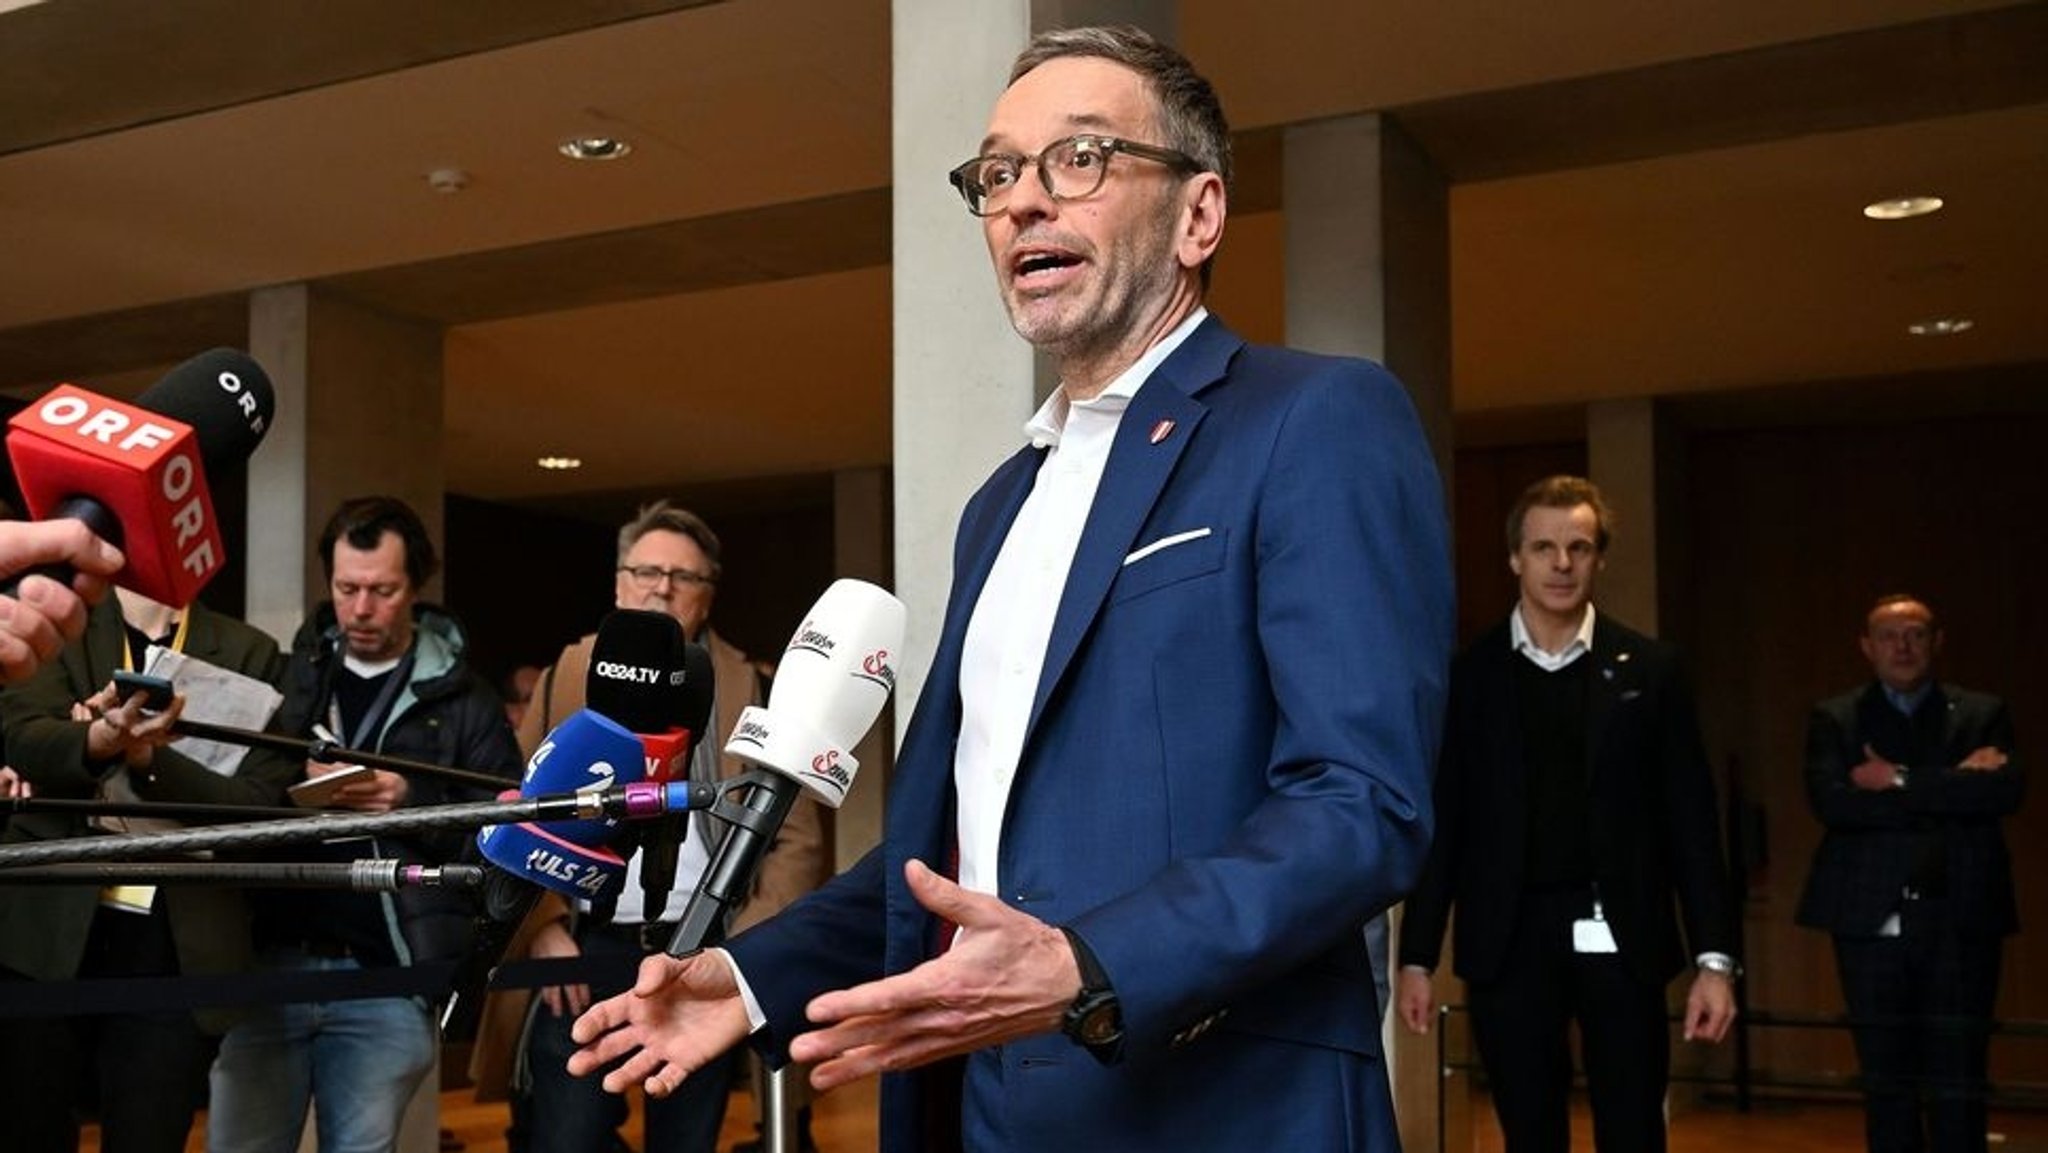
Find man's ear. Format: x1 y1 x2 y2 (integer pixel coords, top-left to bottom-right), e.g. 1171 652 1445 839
1176 172 1227 272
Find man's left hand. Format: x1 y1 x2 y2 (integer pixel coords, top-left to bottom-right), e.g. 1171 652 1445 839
1959 746 2008 771
1682 969 1737 1043
790 859 1080 1091
309 760 410 813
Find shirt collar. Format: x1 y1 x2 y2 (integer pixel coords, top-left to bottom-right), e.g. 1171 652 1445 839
1882 680 1935 716
1510 602 1597 670
1025 307 1208 450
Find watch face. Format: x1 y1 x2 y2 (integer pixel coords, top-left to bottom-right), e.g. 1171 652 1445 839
1079 1004 1121 1044
1064 988 1123 1049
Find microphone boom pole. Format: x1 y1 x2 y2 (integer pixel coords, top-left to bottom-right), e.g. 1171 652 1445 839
0 777 751 870
170 717 513 791
0 861 486 891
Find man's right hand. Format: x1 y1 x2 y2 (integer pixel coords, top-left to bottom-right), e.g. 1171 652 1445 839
1396 966 1436 1035
1850 744 1902 791
532 917 593 1017
568 950 750 1099
0 521 124 684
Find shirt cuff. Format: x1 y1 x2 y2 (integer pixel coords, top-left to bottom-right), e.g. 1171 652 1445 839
712 948 767 1034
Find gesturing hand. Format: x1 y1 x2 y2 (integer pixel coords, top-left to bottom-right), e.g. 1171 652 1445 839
568 950 751 1099
789 859 1081 1092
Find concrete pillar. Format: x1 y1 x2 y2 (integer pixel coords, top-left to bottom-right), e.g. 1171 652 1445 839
890 0 1035 735
247 285 445 645
1587 396 1689 646
1285 112 1454 1152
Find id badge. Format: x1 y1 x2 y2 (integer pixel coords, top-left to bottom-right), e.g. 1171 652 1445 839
1572 899 1618 954
99 884 157 915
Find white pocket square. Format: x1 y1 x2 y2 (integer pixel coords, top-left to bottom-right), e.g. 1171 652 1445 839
1123 527 1212 566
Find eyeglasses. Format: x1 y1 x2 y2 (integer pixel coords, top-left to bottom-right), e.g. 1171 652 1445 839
618 565 715 590
948 134 1200 217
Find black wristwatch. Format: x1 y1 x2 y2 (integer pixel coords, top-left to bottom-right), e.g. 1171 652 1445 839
1058 926 1123 1061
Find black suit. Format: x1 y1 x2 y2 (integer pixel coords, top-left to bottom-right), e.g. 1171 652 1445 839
1401 612 1735 1152
1798 682 2020 1153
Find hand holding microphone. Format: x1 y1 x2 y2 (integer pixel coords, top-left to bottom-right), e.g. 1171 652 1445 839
0 521 125 682
0 348 274 683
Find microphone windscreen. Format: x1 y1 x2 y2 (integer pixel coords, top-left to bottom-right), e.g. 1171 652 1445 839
517 708 644 845
585 609 710 737
771 579 905 746
133 348 275 471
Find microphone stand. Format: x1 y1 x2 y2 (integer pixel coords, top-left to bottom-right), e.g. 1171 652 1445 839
170 718 513 792
0 774 776 870
0 860 486 891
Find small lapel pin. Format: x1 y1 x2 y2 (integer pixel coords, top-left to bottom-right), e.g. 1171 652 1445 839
1149 419 1175 445
1602 667 1615 680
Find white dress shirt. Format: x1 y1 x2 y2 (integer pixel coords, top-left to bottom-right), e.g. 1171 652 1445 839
953 308 1207 903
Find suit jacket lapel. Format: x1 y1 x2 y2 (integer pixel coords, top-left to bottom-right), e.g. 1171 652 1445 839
923 444 1043 755
1934 682 1962 753
1584 617 1627 783
1023 318 1236 742
947 446 1044 651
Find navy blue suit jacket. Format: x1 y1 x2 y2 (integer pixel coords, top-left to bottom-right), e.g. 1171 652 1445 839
729 317 1452 1152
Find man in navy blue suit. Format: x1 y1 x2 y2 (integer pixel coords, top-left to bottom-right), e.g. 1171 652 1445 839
569 25 1453 1151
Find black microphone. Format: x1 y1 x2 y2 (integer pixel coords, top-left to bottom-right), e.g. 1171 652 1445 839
441 610 710 1036
583 609 716 914
4 348 274 604
668 580 904 956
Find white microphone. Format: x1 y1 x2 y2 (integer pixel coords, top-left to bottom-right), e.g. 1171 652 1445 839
666 579 905 955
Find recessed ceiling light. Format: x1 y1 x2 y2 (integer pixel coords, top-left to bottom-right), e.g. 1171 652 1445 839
1864 196 1944 220
536 456 583 470
558 137 631 161
1907 317 1974 337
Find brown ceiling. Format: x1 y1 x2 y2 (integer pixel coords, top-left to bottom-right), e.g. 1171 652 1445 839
1 0 2043 508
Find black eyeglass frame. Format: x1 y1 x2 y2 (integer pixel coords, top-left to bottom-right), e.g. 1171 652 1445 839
617 564 717 588
947 134 1202 217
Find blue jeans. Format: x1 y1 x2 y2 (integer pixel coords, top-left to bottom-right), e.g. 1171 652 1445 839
206 950 437 1153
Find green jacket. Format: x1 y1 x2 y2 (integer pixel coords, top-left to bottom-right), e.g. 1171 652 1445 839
0 597 296 1003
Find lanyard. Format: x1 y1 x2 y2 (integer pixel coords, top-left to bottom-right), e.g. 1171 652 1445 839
121 610 192 671
329 651 415 751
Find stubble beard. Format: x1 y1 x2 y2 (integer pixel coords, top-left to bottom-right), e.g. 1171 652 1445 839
1001 198 1181 369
